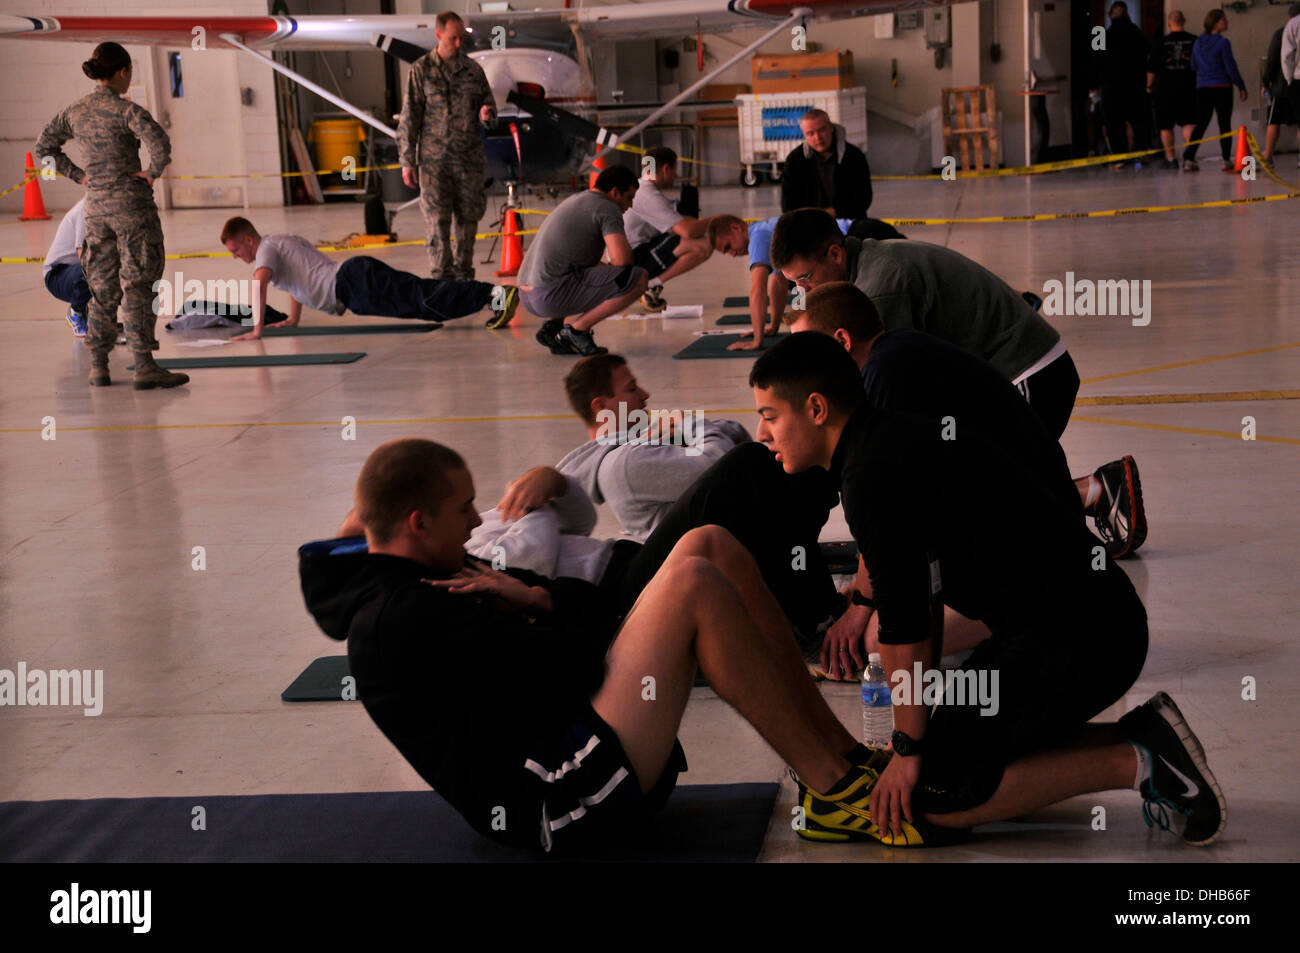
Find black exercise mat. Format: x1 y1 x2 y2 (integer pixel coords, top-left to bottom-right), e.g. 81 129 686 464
715 312 753 326
672 333 788 360
820 541 860 575
282 656 353 702
0 784 778 863
263 323 440 336
723 295 748 308
127 353 365 370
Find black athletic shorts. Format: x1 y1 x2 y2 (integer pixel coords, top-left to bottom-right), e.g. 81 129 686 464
1273 87 1299 127
1289 82 1300 123
1016 351 1080 442
524 703 686 852
632 231 681 280
1155 89 1196 130
913 566 1148 814
915 561 1149 816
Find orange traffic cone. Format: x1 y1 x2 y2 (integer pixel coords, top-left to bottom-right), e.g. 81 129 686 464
588 153 606 190
496 209 522 278
1231 126 1249 172
19 152 50 221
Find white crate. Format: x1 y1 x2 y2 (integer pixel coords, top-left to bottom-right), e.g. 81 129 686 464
736 87 869 167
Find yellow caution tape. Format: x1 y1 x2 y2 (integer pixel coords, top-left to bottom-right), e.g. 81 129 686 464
0 172 36 199
883 189 1300 226
1245 128 1300 194
1 228 542 265
875 131 1235 180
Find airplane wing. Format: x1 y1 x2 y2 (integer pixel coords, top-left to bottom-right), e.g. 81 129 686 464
1 3 948 51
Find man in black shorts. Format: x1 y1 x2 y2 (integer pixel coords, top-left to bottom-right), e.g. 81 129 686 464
301 438 867 852
518 165 649 356
1148 10 1197 169
772 209 1148 557
622 146 714 312
748 333 1226 848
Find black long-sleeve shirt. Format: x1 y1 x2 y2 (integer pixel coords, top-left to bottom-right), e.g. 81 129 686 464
829 406 1121 646
300 546 621 847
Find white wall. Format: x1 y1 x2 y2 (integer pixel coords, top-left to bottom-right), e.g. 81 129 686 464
0 0 279 214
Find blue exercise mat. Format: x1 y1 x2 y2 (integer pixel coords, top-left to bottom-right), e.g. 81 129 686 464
672 333 788 360
0 784 778 862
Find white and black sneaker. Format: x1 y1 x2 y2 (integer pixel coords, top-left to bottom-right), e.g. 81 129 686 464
641 284 667 313
1092 456 1147 558
558 324 608 356
1120 692 1226 846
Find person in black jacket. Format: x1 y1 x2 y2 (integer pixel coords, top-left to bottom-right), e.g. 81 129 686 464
780 109 872 219
1091 2 1152 164
301 438 875 852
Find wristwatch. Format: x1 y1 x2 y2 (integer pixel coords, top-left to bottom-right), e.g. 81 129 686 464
851 591 875 609
891 730 925 757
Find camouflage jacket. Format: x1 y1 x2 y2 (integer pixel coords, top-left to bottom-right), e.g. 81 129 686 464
36 86 171 192
397 51 494 168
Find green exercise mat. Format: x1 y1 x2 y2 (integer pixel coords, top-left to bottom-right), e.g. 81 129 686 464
672 333 787 360
715 312 753 326
263 323 440 336
723 295 748 308
128 353 365 370
282 656 355 702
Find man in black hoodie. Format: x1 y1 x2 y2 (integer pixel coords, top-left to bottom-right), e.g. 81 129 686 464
300 438 882 852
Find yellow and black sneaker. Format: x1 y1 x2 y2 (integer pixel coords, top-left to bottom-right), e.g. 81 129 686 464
793 752 971 847
485 285 520 329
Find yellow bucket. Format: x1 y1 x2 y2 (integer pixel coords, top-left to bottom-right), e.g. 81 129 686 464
308 119 365 173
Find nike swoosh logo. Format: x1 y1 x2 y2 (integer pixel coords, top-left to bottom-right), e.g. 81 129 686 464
1159 755 1201 799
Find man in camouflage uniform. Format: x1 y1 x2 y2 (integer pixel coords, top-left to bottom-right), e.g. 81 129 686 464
397 10 497 280
36 49 187 389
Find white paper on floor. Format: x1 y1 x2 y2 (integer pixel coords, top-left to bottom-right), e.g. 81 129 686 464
606 304 704 321
175 339 232 347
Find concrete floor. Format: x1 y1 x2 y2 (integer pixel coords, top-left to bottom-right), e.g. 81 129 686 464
1 164 1297 862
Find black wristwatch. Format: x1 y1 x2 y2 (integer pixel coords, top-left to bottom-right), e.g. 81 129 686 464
851 591 875 609
891 730 925 757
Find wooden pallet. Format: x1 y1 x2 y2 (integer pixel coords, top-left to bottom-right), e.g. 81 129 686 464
942 85 1000 172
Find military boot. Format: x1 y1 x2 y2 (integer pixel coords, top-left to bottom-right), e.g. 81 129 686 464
89 351 111 387
132 351 189 390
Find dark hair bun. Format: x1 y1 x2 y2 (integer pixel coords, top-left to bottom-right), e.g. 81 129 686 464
83 42 131 81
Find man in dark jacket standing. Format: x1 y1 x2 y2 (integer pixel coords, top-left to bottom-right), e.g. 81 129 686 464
1093 2 1151 164
780 109 871 219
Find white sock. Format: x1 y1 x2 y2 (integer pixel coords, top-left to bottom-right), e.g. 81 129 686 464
1131 743 1150 791
649 279 663 290
1083 476 1101 511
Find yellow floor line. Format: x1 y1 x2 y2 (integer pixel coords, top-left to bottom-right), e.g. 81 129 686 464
1070 415 1300 446
3 390 1297 436
1079 342 1300 384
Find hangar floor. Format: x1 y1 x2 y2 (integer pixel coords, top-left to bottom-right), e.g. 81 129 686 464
1 164 1297 862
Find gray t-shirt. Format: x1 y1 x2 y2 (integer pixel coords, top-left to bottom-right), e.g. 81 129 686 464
254 234 344 315
518 190 625 287
847 237 1060 381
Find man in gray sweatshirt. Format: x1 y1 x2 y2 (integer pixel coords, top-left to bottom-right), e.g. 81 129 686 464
554 353 751 541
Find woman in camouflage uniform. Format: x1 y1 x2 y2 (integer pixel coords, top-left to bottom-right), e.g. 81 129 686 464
36 42 187 389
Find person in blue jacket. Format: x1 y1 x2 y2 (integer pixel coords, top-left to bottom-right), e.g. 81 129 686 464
1183 8 1249 171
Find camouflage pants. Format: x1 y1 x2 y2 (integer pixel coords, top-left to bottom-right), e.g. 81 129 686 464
418 158 487 280
81 200 164 355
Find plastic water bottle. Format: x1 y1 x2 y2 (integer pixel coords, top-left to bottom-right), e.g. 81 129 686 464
861 653 893 748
